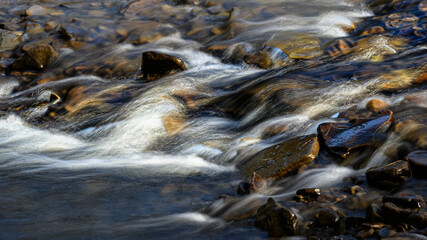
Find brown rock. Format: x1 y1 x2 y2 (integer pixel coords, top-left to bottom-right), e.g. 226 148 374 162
338 105 379 120
248 172 267 194
383 194 425 209
11 44 58 70
366 160 411 189
244 51 273 69
141 51 186 81
405 151 427 179
237 134 319 180
366 99 388 113
392 105 427 149
267 34 322 59
255 198 298 237
315 208 340 226
382 202 415 224
318 110 393 158
0 30 21 51
366 203 383 222
294 188 321 202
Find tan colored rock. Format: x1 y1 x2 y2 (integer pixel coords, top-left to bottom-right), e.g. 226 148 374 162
267 34 322 59
366 99 388 113
25 5 53 16
162 115 187 134
244 51 273 69
237 134 319 180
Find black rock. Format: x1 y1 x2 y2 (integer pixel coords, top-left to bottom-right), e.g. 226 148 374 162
365 160 411 189
141 51 186 81
255 198 298 237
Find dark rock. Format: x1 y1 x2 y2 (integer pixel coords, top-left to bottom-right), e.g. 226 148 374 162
237 181 250 195
141 51 186 81
378 227 397 238
237 134 319 180
255 198 298 237
404 212 427 229
382 202 416 224
383 194 425 209
243 51 273 69
318 109 393 158
345 216 365 230
356 228 374 238
392 105 427 149
366 203 383 222
338 105 378 120
366 160 411 189
294 188 321 202
315 208 340 227
405 151 427 179
11 44 58 70
0 58 14 73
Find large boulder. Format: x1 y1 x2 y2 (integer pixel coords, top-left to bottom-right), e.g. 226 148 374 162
318 109 393 158
141 51 186 81
365 160 411 189
255 198 298 237
237 134 319 181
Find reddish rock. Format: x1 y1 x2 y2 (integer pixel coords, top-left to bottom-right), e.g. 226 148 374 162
366 99 388 113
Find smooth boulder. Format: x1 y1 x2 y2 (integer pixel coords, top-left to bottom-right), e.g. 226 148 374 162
237 134 319 180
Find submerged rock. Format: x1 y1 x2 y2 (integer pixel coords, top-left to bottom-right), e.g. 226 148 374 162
0 30 21 51
405 151 427 179
141 51 186 81
255 198 298 237
267 34 322 59
237 134 319 180
11 44 58 70
243 51 273 69
318 109 393 158
365 160 411 189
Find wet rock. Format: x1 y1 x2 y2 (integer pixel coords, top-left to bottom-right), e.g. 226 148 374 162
392 105 427 149
404 212 427 229
59 24 88 41
243 51 273 69
237 181 250 195
383 194 425 209
261 123 290 139
255 198 298 237
11 44 58 70
248 172 267 194
25 23 44 35
315 208 340 227
356 228 375 238
318 110 393 158
378 227 397 238
0 58 14 73
25 5 53 16
366 99 388 113
366 203 383 222
0 30 21 51
382 202 416 224
237 134 319 180
267 34 322 59
366 160 411 189
405 151 427 179
162 115 187 134
294 188 321 203
338 105 379 120
141 51 186 81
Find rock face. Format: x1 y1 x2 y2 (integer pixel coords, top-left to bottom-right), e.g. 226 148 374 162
365 160 411 189
318 109 393 158
405 151 427 179
237 134 319 181
141 51 186 81
255 198 298 237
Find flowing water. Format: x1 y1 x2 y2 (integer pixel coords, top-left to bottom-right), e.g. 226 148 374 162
0 0 426 239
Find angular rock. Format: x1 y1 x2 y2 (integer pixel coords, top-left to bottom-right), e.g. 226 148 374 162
366 160 411 189
255 198 297 237
11 44 58 70
318 109 393 158
405 151 427 179
237 134 319 180
141 51 186 81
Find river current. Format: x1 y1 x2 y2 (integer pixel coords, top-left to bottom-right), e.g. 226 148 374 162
0 0 426 239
